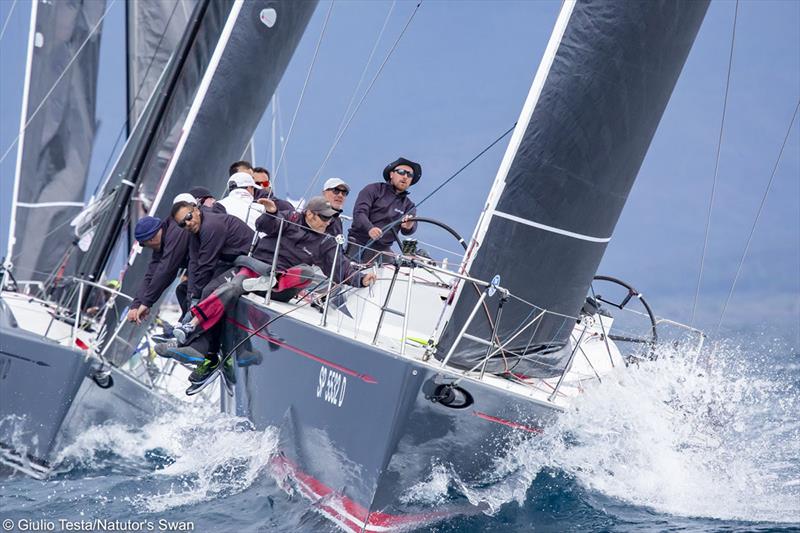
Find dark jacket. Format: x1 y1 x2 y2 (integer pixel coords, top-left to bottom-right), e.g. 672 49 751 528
348 182 417 251
188 210 254 298
254 188 295 212
254 210 362 287
132 218 190 308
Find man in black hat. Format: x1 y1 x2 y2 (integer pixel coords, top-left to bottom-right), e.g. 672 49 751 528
347 157 421 261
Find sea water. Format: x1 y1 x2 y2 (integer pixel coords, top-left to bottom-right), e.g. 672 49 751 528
1 341 798 532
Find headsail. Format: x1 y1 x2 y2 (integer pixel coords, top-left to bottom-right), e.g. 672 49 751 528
125 0 198 133
437 0 710 377
6 0 106 283
100 0 317 365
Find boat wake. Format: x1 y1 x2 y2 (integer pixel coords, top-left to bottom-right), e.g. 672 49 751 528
52 407 279 514
28 341 797 529
402 341 800 525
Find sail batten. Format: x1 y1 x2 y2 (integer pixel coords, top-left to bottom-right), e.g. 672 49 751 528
437 0 710 377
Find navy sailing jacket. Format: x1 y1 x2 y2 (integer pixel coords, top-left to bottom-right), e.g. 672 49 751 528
188 210 254 298
132 218 190 308
254 210 362 287
348 182 417 251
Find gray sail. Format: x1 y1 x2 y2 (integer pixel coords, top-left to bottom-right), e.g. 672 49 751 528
76 0 228 288
101 0 317 366
6 0 105 283
437 0 709 377
124 0 199 252
126 0 198 132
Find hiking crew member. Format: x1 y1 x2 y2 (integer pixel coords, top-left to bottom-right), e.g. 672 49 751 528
159 197 375 388
252 165 294 211
127 212 191 322
322 177 350 237
172 201 254 307
188 186 216 208
213 172 265 231
347 157 420 261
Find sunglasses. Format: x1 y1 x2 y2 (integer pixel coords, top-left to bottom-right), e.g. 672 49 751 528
329 187 349 196
315 213 334 222
178 209 194 228
393 168 414 178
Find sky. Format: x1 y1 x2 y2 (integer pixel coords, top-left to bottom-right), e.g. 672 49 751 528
0 0 798 349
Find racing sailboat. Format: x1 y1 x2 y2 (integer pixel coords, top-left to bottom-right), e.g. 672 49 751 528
0 0 316 478
220 0 711 530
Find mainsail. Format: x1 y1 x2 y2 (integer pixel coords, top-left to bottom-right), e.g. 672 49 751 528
6 0 106 283
437 0 710 377
100 0 318 365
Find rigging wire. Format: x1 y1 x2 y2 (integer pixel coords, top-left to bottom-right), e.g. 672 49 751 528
414 123 515 211
690 0 739 327
0 0 18 42
0 0 118 165
272 1 336 184
714 98 799 336
300 0 399 200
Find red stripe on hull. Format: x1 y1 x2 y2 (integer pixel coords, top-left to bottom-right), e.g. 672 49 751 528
473 410 543 434
228 317 378 384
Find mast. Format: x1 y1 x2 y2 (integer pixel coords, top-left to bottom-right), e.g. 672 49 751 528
436 0 710 377
100 0 318 366
5 0 38 273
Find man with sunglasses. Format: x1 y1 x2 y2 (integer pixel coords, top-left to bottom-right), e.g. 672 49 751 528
347 157 420 261
322 177 350 236
171 200 254 309
158 196 374 391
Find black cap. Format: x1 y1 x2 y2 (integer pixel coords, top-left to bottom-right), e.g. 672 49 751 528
188 186 214 200
383 157 422 185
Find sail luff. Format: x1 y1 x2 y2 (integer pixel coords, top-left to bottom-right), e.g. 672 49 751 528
5 0 38 269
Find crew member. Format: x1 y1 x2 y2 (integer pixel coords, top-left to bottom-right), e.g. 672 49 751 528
347 157 420 261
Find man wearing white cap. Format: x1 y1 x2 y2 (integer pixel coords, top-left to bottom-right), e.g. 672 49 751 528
213 172 265 231
321 177 350 236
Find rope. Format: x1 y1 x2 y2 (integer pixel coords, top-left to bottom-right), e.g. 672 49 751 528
299 1 423 204
0 0 18 42
714 98 799 335
690 0 739 327
0 0 118 165
272 1 335 183
301 0 400 200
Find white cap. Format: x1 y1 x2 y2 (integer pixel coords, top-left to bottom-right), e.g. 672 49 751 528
228 171 262 189
173 193 197 205
323 177 350 192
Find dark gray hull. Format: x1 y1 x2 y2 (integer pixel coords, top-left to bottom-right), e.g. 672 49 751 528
226 301 560 531
0 318 172 478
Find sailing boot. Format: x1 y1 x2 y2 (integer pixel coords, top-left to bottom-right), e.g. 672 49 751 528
172 322 197 345
188 357 219 384
154 341 204 366
221 356 236 384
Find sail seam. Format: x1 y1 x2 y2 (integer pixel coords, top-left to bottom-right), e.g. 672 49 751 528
493 210 611 243
16 202 84 209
